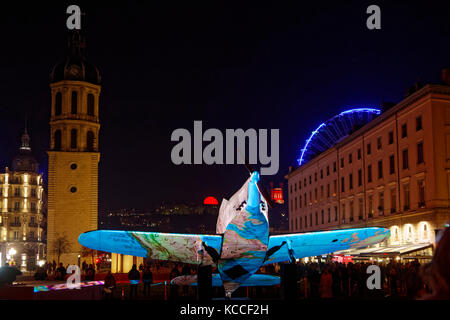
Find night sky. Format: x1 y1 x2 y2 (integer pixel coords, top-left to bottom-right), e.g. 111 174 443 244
0 1 449 217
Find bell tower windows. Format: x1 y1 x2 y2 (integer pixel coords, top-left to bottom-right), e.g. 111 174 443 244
71 91 78 114
55 92 62 116
87 93 95 116
70 129 78 149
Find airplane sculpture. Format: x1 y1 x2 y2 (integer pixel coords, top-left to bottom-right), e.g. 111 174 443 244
79 171 390 298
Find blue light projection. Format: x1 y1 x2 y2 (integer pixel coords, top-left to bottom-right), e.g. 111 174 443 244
297 108 381 166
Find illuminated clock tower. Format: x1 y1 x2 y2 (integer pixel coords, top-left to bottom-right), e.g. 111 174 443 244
47 30 101 265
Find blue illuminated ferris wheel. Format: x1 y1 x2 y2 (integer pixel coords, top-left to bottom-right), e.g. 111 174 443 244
297 108 381 166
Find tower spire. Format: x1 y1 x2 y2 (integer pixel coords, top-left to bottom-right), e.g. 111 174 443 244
20 115 31 151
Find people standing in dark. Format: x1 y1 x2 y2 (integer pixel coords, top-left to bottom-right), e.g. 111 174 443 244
128 264 141 299
52 260 56 274
319 266 333 298
34 266 48 280
55 263 66 281
0 263 22 286
142 265 153 297
82 261 88 274
103 271 116 300
169 264 181 299
308 263 320 298
331 263 342 297
420 226 450 299
86 264 96 281
388 264 398 297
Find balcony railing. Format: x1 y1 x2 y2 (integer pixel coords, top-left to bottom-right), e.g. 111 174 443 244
10 222 21 227
28 223 38 228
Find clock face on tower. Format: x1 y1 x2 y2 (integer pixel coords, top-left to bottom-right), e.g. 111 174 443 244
68 65 81 77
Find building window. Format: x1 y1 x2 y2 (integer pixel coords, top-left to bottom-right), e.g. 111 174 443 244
402 149 409 169
333 162 337 172
378 160 383 179
71 91 78 114
14 188 20 196
309 213 312 227
391 189 396 213
416 116 422 131
320 186 324 199
327 207 331 223
341 157 344 168
87 93 95 116
378 192 384 215
315 212 318 225
87 131 95 151
327 184 330 198
299 195 302 208
31 202 36 212
358 198 363 220
14 231 19 240
333 180 337 195
304 193 307 206
295 218 298 231
367 165 372 183
341 177 345 192
320 169 323 179
304 178 306 187
367 143 371 155
357 148 361 160
350 200 354 221
14 201 20 211
294 197 297 210
314 188 318 201
71 129 78 149
349 153 352 164
300 216 302 230
55 92 62 116
388 131 394 144
358 169 362 186
417 142 424 164
389 155 395 174
304 216 307 229
349 173 353 190
334 206 338 221
54 130 62 151
342 204 346 222
31 188 36 197
418 180 425 207
327 166 330 176
377 137 382 150
368 195 373 217
309 176 311 185
321 210 324 224
403 183 410 210
401 123 407 138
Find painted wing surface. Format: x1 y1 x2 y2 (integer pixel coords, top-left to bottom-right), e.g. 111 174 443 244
264 227 390 265
78 230 222 265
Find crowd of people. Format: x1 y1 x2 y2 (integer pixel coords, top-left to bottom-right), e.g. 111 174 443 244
283 260 425 299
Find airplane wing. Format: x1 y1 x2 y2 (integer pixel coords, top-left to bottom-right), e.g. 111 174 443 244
78 230 223 266
263 227 390 265
172 273 280 287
